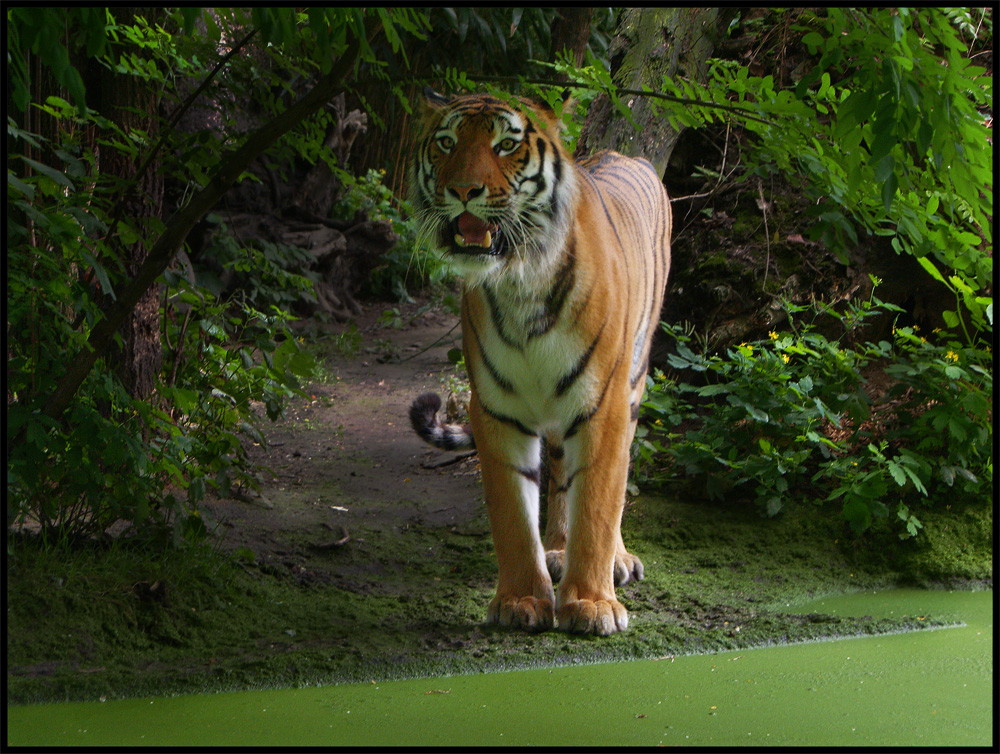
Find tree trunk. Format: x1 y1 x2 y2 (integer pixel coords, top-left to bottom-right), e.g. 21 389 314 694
551 9 594 71
91 7 165 400
574 7 735 177
288 93 368 219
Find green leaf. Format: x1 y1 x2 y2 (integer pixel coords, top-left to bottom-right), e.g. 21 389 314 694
843 498 872 533
881 172 898 212
801 31 825 53
887 461 907 487
696 384 730 397
7 172 36 200
81 252 116 300
20 157 73 188
902 465 928 496
874 153 895 182
939 466 956 487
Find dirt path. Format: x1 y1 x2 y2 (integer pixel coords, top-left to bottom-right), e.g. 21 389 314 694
203 300 484 580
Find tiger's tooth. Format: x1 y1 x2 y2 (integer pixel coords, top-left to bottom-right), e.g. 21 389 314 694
454 231 493 248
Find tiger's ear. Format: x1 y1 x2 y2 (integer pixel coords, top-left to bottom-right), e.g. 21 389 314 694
423 87 451 108
558 88 575 120
527 89 574 125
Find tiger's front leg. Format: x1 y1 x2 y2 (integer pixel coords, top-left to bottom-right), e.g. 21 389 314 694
556 402 634 636
469 394 555 632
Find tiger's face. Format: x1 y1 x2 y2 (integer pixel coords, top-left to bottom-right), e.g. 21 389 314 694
412 92 578 286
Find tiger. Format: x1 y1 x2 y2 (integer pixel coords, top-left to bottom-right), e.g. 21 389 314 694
408 89 671 636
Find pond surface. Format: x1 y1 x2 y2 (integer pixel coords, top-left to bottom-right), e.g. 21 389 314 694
7 589 992 747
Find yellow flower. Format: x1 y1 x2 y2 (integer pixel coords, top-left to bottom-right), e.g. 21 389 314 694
768 331 779 340
782 354 790 364
945 350 959 362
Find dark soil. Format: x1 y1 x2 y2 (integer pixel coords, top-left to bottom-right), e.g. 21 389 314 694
202 303 485 584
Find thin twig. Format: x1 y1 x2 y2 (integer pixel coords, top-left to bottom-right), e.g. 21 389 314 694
398 319 462 362
757 178 771 292
388 73 779 127
421 450 477 469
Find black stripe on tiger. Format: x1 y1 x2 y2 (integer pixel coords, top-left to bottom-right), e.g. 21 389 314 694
556 464 585 493
630 401 641 422
469 315 515 393
483 286 522 351
564 350 621 440
481 402 538 438
555 319 605 398
527 241 576 340
513 465 542 486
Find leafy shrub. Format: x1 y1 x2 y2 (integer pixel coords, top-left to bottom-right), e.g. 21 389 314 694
332 168 455 300
561 7 992 337
6 9 326 542
636 281 992 538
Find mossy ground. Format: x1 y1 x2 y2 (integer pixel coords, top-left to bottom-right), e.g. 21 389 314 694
6 304 991 706
7 490 990 705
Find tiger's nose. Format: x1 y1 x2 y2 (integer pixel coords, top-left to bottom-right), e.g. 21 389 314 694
447 184 486 203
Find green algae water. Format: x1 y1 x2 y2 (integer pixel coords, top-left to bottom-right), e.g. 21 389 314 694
7 589 992 747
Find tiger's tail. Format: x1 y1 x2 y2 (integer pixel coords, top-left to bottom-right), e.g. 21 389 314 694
409 392 476 451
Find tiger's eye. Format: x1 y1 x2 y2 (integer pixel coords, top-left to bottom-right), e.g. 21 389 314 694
497 138 518 153
437 136 455 152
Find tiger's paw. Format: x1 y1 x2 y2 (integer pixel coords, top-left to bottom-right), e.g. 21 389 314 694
545 549 566 583
613 550 644 586
557 598 629 636
486 595 555 633
547 548 643 587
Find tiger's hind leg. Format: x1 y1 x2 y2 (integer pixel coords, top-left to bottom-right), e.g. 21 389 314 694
544 437 643 589
542 437 569 584
612 410 645 586
469 394 555 632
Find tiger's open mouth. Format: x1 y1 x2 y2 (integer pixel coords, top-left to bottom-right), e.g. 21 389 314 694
444 211 505 257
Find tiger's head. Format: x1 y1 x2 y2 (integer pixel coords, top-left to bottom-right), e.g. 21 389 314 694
411 90 578 287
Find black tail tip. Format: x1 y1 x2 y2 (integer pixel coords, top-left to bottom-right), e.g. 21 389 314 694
409 392 442 433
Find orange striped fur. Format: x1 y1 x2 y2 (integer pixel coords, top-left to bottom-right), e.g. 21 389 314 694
410 91 671 635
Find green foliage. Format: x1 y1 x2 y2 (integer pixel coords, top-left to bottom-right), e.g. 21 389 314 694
792 8 992 334
7 8 426 543
636 282 993 538
560 7 992 342
427 8 614 82
160 265 319 489
332 168 455 300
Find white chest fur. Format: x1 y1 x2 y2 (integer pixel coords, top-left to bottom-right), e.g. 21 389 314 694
465 283 601 436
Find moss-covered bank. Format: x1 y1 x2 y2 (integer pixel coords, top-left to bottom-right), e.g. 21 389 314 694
6 490 990 706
